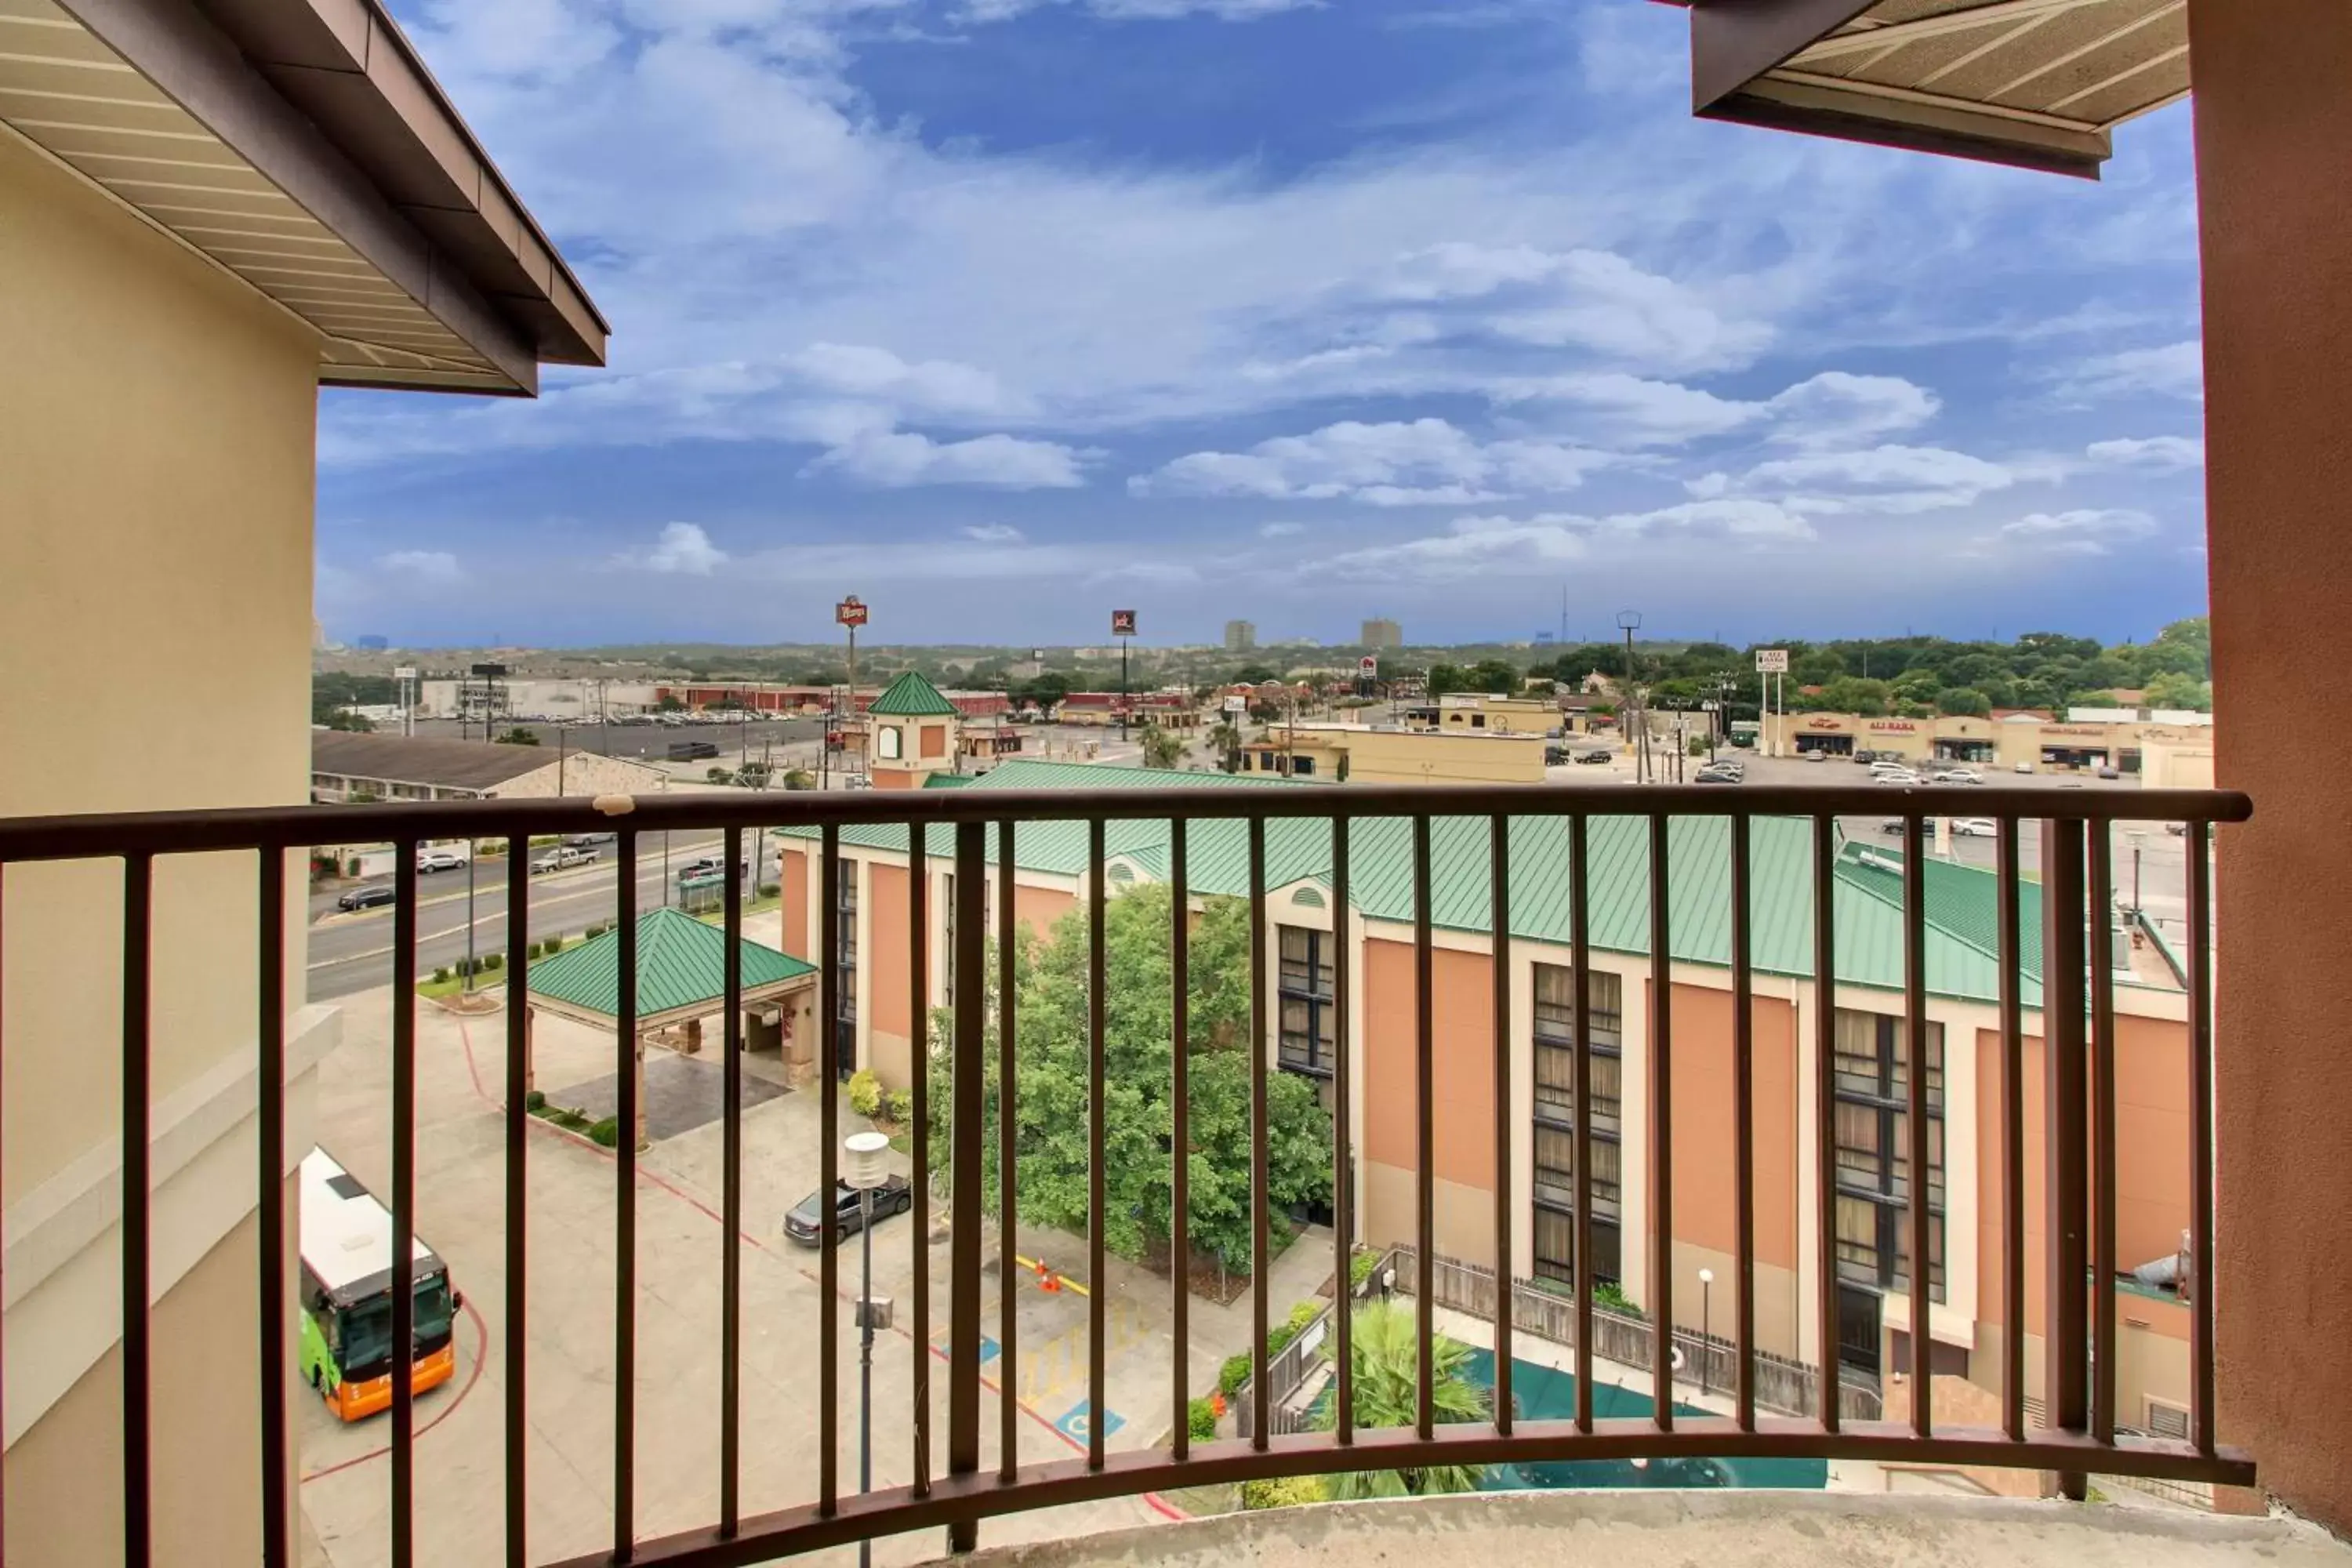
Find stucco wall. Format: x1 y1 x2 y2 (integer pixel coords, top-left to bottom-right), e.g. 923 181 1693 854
2194 0 2352 1526
780 844 811 960
0 132 321 1559
867 863 914 1087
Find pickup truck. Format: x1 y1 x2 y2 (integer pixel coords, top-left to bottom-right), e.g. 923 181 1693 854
532 845 599 874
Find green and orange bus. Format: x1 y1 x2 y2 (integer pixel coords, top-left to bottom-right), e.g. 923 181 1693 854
297 1149 459 1421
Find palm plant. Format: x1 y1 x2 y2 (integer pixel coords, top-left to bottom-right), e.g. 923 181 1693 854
1207 720 1241 771
1316 1301 1490 1499
1140 726 1185 769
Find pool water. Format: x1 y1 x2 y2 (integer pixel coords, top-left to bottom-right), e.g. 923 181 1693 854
1460 1348 1829 1492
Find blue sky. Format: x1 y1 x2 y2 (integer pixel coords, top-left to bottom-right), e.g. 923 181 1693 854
318 0 2209 649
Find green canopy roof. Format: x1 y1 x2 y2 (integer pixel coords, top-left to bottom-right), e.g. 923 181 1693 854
527 907 815 1022
868 670 959 717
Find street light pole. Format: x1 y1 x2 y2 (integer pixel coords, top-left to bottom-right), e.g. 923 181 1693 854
843 1131 891 1568
1697 1267 1715 1396
1617 610 1642 782
464 849 477 993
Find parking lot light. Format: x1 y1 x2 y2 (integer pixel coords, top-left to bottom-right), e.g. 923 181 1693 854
845 1130 891 1568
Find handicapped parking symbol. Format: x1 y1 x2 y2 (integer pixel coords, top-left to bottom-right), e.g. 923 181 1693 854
1054 1399 1123 1444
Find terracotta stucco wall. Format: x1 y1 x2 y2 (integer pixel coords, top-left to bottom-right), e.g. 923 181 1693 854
1015 885 1076 943
2193 0 2352 1526
1664 982 1798 1272
867 863 913 1086
779 845 811 960
1359 939 1497 1199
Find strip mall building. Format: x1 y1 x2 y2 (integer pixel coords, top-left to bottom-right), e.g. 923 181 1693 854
1764 710 2216 786
773 759 2204 1443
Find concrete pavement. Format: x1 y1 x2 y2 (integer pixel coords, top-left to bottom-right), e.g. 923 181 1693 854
297 982 1319 1567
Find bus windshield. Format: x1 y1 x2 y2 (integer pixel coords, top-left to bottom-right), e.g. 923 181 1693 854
335 1274 453 1377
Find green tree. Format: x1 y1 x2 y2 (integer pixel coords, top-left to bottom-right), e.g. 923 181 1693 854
656 695 686 713
493 727 541 746
924 886 1330 1272
319 708 375 732
1318 1303 1489 1499
2145 671 2214 712
1814 677 1892 717
1467 658 1519 694
1939 688 1992 717
1140 728 1185 769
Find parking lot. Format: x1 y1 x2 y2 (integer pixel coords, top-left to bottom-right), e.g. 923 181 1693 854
297 970 1330 1568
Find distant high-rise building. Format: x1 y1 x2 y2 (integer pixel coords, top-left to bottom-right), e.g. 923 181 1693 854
1362 618 1403 650
1225 620 1257 652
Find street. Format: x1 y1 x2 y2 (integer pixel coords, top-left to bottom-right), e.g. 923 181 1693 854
307 832 768 1000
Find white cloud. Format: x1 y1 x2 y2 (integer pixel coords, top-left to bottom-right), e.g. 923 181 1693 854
377 550 462 581
2058 341 2204 403
1711 444 2016 515
961 523 1027 543
1762 372 1940 449
612 522 729 575
1131 418 1608 505
809 431 1087 488
1326 497 1814 581
2085 435 2204 471
1997 508 2160 557
961 0 1316 18
1258 521 1307 538
1488 368 1936 451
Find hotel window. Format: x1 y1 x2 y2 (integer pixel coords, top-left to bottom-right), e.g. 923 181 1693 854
1531 965 1624 1287
1831 1008 1945 1301
1276 926 1335 1076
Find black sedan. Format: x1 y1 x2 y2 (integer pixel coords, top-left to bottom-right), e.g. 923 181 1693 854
336 885 396 912
783 1175 913 1246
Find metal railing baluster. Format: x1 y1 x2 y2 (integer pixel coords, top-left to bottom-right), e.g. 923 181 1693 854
1731 813 1756 1431
256 847 290 1568
504 837 531 1567
123 851 155 1568
1490 814 1513 1437
1811 814 1839 1434
1249 817 1272 1451
1170 818 1191 1461
1903 815 1931 1435
1647 813 1673 1431
615 830 640 1556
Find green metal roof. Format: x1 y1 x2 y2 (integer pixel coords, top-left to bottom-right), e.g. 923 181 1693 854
774 762 2095 1007
867 670 959 717
923 772 975 789
527 907 815 1019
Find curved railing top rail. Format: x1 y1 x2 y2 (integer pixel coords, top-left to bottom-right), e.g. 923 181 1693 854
0 781 2252 862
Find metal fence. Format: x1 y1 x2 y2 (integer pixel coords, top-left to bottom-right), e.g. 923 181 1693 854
0 778 2250 1567
1395 1247 1882 1423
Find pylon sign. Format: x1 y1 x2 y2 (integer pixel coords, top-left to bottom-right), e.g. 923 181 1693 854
1111 609 1138 637
837 596 869 628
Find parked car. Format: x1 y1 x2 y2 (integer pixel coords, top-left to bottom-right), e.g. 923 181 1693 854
1952 818 1998 837
677 853 753 883
532 845 597 873
415 848 468 874
783 1175 913 1246
2166 822 2188 837
666 739 720 761
1875 771 1919 786
336 885 396 912
1695 768 1740 784
2096 765 2122 780
1574 750 1613 765
562 832 615 850
2013 760 2034 774
1878 818 1907 835
1930 768 1983 785
1805 750 1829 763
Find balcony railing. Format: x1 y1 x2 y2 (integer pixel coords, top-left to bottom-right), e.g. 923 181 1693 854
0 779 2253 1568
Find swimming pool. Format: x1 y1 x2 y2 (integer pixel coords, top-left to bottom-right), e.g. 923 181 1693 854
1460 1348 1829 1492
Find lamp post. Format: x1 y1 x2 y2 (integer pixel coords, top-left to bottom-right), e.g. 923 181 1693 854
844 1130 892 1568
1697 1267 1715 1396
2129 830 2147 916
1616 610 1642 782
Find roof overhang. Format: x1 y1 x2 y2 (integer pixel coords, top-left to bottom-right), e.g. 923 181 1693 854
2 0 608 394
1671 0 2191 180
528 971 817 1036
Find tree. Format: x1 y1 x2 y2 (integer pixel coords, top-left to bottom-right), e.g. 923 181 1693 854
1207 721 1242 772
320 708 375 732
1939 688 1991 717
1467 658 1519 695
2145 671 2214 712
655 695 686 713
924 886 1330 1273
1813 677 1892 717
1140 728 1185 769
493 727 540 746
1318 1302 1488 1499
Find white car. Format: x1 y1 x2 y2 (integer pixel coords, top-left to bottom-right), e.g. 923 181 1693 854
1931 768 1983 785
1951 818 1998 837
415 848 469 874
532 845 597 873
1874 771 1920 785
2013 760 2034 774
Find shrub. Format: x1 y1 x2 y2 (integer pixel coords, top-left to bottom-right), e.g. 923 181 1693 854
1186 1397 1218 1445
848 1069 884 1119
757 882 780 900
1240 1475 1324 1511
1594 1280 1643 1319
1349 1248 1381 1294
1218 1352 1253 1398
588 1117 622 1148
483 952 503 971
433 966 451 984
524 1090 546 1112
885 1089 913 1127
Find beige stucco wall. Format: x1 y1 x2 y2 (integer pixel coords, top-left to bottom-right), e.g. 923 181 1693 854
1 132 322 1560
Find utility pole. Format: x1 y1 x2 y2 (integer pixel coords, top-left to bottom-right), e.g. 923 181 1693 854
1617 610 1642 782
